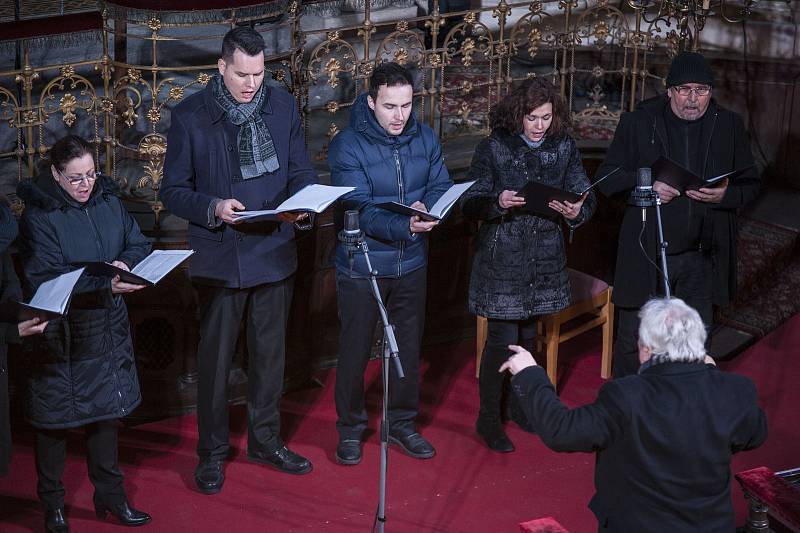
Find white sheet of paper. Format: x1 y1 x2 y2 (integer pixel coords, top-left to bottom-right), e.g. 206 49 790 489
130 250 194 285
234 184 355 221
428 180 476 218
28 267 85 314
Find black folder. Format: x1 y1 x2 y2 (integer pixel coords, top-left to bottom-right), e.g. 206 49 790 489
651 156 752 193
81 262 153 286
0 301 64 322
519 182 582 217
518 167 619 217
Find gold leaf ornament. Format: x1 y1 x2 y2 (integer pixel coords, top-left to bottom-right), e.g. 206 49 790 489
60 93 78 127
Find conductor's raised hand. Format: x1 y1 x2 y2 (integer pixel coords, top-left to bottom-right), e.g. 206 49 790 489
652 181 680 204
409 201 438 233
498 190 526 209
110 260 146 294
215 198 246 224
498 345 538 375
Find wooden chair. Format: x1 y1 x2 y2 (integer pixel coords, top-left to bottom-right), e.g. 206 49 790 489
476 269 614 390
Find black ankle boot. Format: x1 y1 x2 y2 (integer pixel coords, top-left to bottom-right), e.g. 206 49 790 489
476 416 515 453
45 508 69 533
93 494 151 527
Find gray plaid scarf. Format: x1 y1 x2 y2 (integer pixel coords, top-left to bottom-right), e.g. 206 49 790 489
211 74 279 179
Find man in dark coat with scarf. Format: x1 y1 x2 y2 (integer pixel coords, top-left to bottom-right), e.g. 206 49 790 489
501 297 767 532
328 62 452 465
162 27 318 494
596 51 760 377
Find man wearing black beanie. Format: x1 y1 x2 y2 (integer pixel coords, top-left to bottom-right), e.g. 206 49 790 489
594 51 761 377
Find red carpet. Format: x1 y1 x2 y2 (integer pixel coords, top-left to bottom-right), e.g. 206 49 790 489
1 316 798 532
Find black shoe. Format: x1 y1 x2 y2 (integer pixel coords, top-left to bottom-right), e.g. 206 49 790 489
93 495 151 527
476 418 515 453
45 508 69 533
195 459 225 494
335 439 362 465
388 431 435 459
248 446 313 475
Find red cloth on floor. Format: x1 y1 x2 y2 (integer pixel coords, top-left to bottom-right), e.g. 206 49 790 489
519 517 570 533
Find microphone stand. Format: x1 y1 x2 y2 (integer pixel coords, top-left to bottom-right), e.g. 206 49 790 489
645 190 671 298
353 240 404 533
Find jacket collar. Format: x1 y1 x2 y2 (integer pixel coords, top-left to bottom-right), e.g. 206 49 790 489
203 80 274 124
17 172 118 212
493 128 560 154
640 360 711 377
637 94 719 166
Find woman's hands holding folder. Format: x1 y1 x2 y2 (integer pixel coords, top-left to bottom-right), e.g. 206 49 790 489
110 260 146 294
549 194 585 221
498 190 526 209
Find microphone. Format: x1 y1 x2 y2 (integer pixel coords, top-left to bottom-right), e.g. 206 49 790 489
338 209 363 271
630 167 654 222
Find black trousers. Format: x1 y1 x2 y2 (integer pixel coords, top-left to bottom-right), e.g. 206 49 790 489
334 267 427 440
195 278 293 461
35 420 124 510
479 317 537 422
612 250 713 377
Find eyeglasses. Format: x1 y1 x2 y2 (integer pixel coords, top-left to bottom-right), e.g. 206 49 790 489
58 169 100 186
673 85 711 97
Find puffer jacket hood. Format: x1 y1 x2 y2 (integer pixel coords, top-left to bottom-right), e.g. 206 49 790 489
18 172 120 212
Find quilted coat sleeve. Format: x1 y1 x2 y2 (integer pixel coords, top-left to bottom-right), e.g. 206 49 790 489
460 137 509 222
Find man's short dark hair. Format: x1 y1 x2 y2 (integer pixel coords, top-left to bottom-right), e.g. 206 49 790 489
368 62 413 101
221 27 265 62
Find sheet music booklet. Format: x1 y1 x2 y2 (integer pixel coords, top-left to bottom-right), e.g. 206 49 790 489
0 267 85 322
232 184 355 222
81 249 194 286
375 180 477 222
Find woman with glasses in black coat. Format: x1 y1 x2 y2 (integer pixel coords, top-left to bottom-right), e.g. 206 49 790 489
17 135 152 532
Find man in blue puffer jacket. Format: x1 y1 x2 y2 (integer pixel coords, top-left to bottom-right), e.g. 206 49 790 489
328 62 452 465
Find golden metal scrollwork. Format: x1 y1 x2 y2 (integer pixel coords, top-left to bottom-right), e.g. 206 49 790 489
574 1 631 49
442 15 493 68
375 27 425 67
0 0 770 219
0 87 19 126
509 2 555 60
307 36 358 90
137 134 166 189
40 72 96 128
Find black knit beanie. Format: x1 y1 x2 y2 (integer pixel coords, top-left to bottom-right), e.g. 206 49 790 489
666 52 714 87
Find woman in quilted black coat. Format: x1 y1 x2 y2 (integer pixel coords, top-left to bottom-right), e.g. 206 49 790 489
461 78 595 452
17 135 152 531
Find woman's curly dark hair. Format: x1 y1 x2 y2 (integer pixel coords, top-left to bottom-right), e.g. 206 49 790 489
489 77 571 138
